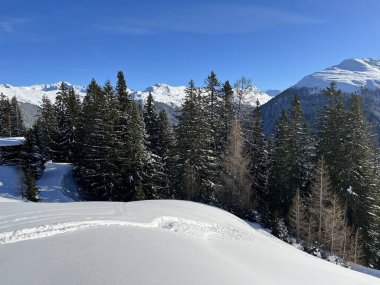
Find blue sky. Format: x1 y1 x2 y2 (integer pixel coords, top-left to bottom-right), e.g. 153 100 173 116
0 0 379 91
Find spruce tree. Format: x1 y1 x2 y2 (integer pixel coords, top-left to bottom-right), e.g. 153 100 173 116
175 80 218 203
219 81 235 152
246 100 269 221
267 110 291 219
9 96 25 136
77 79 111 200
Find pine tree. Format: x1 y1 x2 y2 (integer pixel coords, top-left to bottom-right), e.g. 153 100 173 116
219 119 252 215
0 93 11 137
204 71 222 152
142 92 168 199
219 81 235 151
267 96 313 222
267 110 291 219
76 79 111 200
156 110 176 198
175 80 218 203
35 95 59 162
246 100 269 221
317 83 380 265
20 168 39 202
9 96 25 136
21 125 46 178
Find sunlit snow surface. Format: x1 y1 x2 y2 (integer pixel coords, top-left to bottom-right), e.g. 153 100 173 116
295 58 380 92
0 200 378 285
0 82 272 108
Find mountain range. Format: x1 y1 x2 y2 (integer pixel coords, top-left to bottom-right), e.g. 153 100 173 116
1 58 380 129
260 58 380 140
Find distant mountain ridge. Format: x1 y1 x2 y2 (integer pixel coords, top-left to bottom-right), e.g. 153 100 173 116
261 58 380 142
0 82 272 109
294 58 380 93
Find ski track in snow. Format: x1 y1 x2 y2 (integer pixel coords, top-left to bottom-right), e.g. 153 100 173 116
0 216 253 245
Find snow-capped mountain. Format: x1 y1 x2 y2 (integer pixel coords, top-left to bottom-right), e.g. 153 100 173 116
294 58 380 93
0 82 87 106
0 82 272 108
130 84 187 107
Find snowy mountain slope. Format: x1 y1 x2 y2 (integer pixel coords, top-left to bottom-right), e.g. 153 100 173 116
0 163 80 202
0 82 272 108
0 200 378 285
294 58 380 92
0 82 87 105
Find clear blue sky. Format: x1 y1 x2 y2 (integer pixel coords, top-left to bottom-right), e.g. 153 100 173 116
0 0 379 91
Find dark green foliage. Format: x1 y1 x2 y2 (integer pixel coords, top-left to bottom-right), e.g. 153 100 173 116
175 80 218 203
20 168 39 202
317 83 380 265
267 96 314 219
246 100 270 222
0 95 25 137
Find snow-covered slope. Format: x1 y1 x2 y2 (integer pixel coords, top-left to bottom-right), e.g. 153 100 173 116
0 82 272 108
294 58 380 93
0 163 80 202
0 200 378 285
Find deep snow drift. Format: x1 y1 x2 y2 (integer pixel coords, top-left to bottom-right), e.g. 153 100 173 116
0 200 377 285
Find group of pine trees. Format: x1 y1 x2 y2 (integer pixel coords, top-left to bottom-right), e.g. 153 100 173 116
0 93 25 137
13 71 380 268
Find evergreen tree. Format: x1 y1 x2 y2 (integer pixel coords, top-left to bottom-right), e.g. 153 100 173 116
77 79 111 200
21 125 46 179
0 93 11 137
267 110 291 219
204 71 222 152
176 80 218 203
267 96 313 221
219 81 235 151
317 83 380 265
20 168 39 202
35 95 59 162
156 110 176 198
9 96 25 136
246 100 269 222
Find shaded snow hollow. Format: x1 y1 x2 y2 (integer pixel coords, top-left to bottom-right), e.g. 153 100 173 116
0 163 80 202
0 200 378 285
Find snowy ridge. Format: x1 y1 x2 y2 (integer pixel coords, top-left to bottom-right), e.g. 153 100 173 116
0 82 87 105
0 216 252 245
0 82 272 108
294 58 380 93
0 200 378 285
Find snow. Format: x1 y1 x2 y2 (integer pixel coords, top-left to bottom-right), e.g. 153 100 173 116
294 58 380 93
0 200 378 285
0 82 87 106
0 137 25 147
0 163 80 202
347 186 358 197
0 165 22 200
37 162 80 202
0 82 272 109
